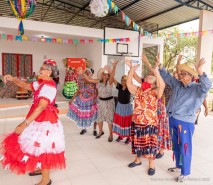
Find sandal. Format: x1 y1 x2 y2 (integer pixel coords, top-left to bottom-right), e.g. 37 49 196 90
115 136 123 142
124 138 131 144
108 137 113 142
35 179 52 185
96 131 104 139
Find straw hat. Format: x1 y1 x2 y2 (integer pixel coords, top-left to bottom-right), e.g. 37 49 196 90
177 64 198 79
97 68 109 80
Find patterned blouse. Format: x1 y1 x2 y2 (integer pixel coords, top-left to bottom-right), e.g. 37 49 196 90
132 88 158 126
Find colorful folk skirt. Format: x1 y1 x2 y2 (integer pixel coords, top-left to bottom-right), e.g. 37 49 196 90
157 99 172 150
131 122 158 159
112 102 132 138
0 120 66 174
67 96 97 129
62 81 78 99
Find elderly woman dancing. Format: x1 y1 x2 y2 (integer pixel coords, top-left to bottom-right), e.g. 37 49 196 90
0 59 65 185
126 59 165 176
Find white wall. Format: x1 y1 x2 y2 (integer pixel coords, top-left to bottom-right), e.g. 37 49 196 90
76 42 107 78
0 17 164 91
0 17 103 38
0 39 77 90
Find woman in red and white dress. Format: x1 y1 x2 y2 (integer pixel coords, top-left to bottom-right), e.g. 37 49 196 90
0 59 65 185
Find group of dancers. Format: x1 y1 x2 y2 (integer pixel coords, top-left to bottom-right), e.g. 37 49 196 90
0 54 211 184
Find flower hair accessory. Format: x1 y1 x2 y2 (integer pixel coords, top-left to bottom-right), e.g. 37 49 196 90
44 59 57 66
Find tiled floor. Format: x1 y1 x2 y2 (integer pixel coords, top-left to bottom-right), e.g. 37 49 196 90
0 96 213 185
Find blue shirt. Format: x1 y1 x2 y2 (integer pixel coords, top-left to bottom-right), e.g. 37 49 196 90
159 67 212 123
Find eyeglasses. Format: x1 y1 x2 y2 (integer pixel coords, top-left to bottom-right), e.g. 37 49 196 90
178 72 192 77
40 67 51 71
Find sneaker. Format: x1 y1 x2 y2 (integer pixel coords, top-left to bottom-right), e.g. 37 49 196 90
124 138 131 144
115 136 123 142
80 129 87 135
177 175 189 182
93 130 97 136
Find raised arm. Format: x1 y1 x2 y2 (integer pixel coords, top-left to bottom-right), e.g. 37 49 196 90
195 58 212 96
126 60 140 95
111 60 119 86
4 74 32 91
155 53 180 89
176 55 182 74
125 59 142 84
142 54 165 98
104 61 118 85
153 66 165 98
142 54 154 72
78 68 99 84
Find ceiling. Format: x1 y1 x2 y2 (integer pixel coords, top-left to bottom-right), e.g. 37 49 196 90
0 0 213 33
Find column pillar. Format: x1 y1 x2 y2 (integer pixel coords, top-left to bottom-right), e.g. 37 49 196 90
197 10 213 76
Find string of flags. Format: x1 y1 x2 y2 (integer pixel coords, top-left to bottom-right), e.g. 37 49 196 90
107 1 213 38
0 29 213 45
0 33 132 44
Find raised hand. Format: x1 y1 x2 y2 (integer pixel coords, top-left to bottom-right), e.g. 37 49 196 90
4 74 14 83
177 55 183 65
152 64 160 77
132 64 140 71
155 53 160 67
195 58 205 75
142 54 153 71
104 65 112 74
111 59 119 65
125 59 132 67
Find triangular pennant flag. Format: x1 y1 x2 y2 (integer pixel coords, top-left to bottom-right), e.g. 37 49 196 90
15 35 22 41
52 38 57 43
7 35 13 40
121 12 125 21
114 5 118 14
68 39 73 44
63 39 68 44
57 38 62 43
46 38 52 43
22 35 28 41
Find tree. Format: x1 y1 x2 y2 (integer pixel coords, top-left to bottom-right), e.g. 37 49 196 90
159 27 198 70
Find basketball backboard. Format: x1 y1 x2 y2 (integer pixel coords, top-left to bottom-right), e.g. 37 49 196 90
104 27 140 57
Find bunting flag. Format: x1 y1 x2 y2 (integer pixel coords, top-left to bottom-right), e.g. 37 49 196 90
108 1 145 34
0 29 213 45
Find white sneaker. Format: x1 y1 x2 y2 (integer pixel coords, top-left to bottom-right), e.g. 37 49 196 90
177 175 189 182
